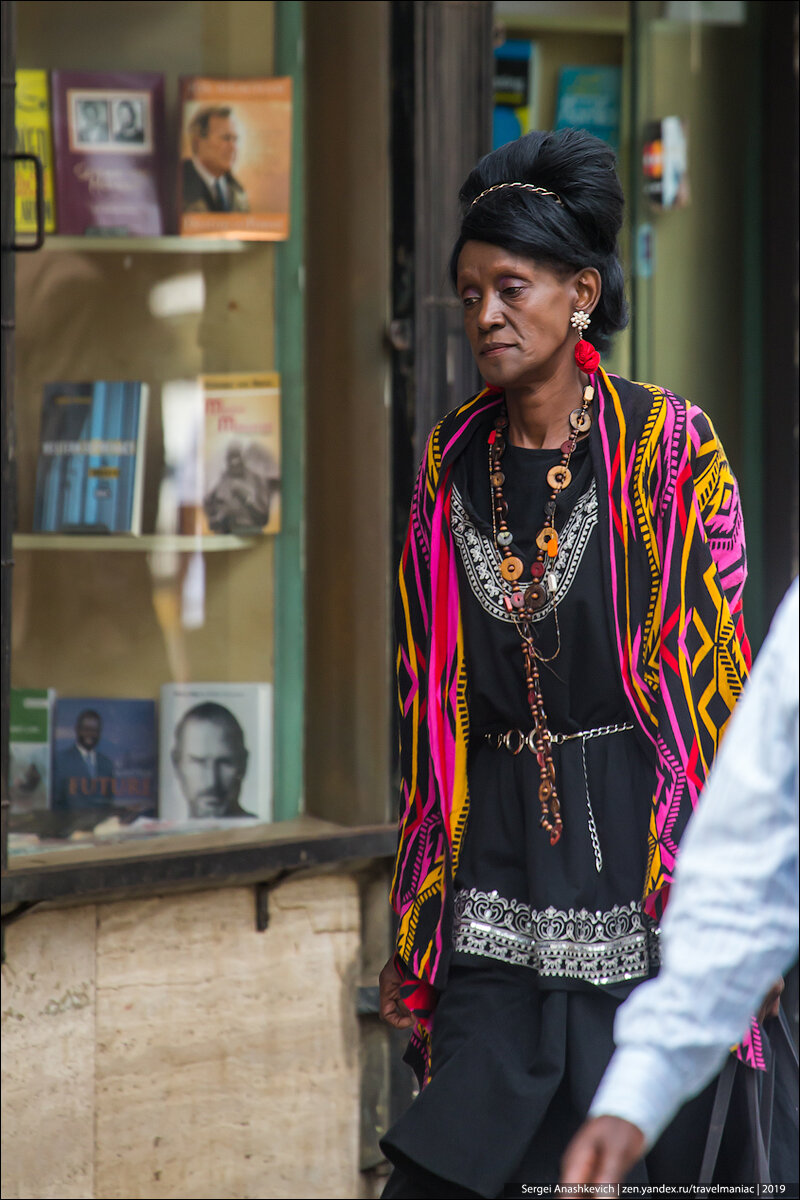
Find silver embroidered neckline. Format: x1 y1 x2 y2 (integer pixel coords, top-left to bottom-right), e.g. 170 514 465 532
451 479 598 624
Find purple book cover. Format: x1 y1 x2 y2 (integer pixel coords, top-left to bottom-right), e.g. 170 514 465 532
51 70 166 236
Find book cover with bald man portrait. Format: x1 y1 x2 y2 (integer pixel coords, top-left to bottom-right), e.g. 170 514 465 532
159 683 273 823
178 76 292 239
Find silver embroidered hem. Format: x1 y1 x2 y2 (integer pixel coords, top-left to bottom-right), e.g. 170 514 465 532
452 888 660 986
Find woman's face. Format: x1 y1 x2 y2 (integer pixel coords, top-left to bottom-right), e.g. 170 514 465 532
456 240 586 390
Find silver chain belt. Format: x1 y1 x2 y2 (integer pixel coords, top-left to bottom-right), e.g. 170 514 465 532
484 721 634 874
485 721 634 755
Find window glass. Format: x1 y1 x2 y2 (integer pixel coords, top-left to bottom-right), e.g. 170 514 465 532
9 0 303 864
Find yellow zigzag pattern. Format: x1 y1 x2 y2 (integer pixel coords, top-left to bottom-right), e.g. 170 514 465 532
633 390 666 696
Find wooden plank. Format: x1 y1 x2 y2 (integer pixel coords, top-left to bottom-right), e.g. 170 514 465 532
2 820 397 905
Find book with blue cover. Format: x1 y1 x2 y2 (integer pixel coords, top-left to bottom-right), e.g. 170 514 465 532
493 39 540 149
554 66 622 153
33 381 149 534
52 696 157 816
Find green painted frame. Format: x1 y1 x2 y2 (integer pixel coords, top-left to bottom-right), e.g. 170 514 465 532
274 1 306 819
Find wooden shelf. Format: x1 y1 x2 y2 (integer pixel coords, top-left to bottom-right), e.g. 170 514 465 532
494 6 629 35
40 235 249 254
2 819 398 906
13 533 257 553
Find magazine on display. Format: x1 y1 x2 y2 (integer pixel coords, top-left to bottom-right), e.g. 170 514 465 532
33 381 149 535
554 65 622 153
8 687 56 813
201 372 281 535
51 69 166 235
493 39 540 149
15 69 57 235
52 697 158 817
159 682 273 823
178 75 292 239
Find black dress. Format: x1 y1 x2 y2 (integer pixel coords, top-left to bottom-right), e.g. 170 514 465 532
381 420 754 1198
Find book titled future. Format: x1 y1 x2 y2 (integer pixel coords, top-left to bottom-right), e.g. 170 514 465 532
33 381 149 535
52 697 157 816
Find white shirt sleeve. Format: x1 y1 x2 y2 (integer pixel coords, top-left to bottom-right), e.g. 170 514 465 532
589 578 800 1147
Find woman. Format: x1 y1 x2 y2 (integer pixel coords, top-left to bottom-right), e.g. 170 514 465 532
378 129 763 1196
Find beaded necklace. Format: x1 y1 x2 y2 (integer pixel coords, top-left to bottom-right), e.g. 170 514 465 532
488 382 594 845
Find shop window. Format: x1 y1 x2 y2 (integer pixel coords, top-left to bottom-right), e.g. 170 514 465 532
3 0 396 906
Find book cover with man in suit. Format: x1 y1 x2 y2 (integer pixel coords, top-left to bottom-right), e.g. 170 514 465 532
52 698 157 817
178 76 292 240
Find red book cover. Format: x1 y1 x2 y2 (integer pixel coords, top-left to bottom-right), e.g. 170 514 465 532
51 70 166 236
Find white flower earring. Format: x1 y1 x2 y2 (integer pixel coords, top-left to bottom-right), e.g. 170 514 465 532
570 310 600 373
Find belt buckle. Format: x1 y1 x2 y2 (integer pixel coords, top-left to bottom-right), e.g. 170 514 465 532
503 729 525 755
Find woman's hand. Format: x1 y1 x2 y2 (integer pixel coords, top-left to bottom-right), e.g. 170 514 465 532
379 956 416 1030
757 976 784 1024
560 1115 646 1191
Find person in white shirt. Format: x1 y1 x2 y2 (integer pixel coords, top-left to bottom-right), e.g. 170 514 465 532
561 578 799 1188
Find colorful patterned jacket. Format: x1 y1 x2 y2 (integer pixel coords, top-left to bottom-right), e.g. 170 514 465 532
391 369 754 1085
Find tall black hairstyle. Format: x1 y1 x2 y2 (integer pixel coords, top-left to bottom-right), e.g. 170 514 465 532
449 129 628 354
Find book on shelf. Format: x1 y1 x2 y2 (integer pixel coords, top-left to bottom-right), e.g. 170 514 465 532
554 66 622 153
493 39 540 149
201 372 281 535
9 687 56 813
178 76 292 240
159 682 273 823
52 697 158 817
33 381 149 535
15 69 57 236
50 69 166 236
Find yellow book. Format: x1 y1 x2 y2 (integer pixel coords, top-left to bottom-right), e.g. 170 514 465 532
15 69 57 235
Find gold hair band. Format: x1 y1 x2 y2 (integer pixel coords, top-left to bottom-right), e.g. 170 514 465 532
469 182 563 208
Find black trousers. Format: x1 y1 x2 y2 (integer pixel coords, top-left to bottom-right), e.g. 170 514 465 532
380 966 756 1199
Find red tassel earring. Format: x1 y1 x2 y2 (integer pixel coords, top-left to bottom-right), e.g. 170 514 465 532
570 310 600 373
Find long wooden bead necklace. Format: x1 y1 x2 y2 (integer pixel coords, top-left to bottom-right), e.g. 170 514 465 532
488 383 594 845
